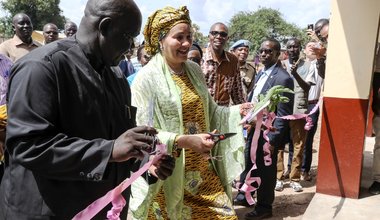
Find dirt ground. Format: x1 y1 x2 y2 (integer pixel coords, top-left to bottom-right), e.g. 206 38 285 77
235 120 321 220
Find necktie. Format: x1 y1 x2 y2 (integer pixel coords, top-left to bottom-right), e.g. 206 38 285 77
255 70 265 82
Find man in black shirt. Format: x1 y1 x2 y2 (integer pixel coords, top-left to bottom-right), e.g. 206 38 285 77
0 0 175 219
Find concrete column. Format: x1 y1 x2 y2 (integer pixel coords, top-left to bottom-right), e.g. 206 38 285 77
317 0 380 198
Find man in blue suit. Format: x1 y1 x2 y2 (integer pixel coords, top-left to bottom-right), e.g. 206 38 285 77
233 38 294 220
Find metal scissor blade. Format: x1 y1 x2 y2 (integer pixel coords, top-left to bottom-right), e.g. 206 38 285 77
221 132 237 139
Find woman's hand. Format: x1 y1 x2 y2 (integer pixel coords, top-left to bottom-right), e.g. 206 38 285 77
240 102 254 117
176 133 214 155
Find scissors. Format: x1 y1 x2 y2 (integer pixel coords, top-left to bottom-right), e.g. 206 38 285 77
208 132 237 143
139 135 159 166
206 132 237 161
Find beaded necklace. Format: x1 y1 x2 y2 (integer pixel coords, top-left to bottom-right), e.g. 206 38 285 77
168 64 185 76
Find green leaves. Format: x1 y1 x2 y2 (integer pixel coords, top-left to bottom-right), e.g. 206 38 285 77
255 85 294 113
0 17 13 38
228 7 307 53
1 0 66 31
192 23 208 47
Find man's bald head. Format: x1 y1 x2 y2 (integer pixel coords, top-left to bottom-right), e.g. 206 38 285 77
83 0 139 26
315 18 329 43
64 21 77 29
314 18 329 33
76 0 142 66
43 23 59 44
12 13 33 44
209 22 228 33
64 21 78 37
12 13 31 25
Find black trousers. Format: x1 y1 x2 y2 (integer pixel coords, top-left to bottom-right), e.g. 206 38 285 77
0 163 3 181
238 130 278 211
372 72 380 115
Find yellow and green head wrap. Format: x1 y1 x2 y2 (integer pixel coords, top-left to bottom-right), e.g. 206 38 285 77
144 6 191 56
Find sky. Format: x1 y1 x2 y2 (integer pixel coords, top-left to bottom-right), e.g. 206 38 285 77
58 0 331 42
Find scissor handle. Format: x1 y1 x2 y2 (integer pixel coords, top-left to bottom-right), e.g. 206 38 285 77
208 133 224 142
218 134 226 140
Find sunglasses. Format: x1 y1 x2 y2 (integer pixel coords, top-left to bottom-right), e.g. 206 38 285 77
209 31 228 38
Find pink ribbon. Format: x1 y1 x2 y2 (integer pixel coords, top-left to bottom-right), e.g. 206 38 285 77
239 110 263 205
262 112 275 166
277 98 321 130
106 195 126 220
72 144 166 220
239 98 321 205
241 110 276 205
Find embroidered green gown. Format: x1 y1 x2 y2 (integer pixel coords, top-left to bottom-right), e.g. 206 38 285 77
130 53 245 219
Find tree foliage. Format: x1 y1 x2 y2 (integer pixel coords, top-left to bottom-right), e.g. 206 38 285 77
192 23 208 48
0 17 13 38
228 7 308 54
1 0 66 37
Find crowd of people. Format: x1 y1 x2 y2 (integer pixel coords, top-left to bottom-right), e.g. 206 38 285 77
0 0 377 219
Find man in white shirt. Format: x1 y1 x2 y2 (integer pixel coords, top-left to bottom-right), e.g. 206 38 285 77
234 38 294 220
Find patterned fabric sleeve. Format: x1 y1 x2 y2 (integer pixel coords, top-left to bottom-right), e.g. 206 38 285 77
0 55 13 105
230 66 246 105
0 104 6 129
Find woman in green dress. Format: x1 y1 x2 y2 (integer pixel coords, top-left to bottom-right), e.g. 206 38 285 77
130 6 247 219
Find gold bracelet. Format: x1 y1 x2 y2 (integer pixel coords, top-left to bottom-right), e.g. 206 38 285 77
172 135 182 158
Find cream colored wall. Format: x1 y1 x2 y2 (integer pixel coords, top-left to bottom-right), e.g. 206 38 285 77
324 0 380 99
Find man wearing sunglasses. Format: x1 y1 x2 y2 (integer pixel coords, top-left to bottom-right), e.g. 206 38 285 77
307 19 329 73
234 38 294 220
314 18 329 43
202 22 245 106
